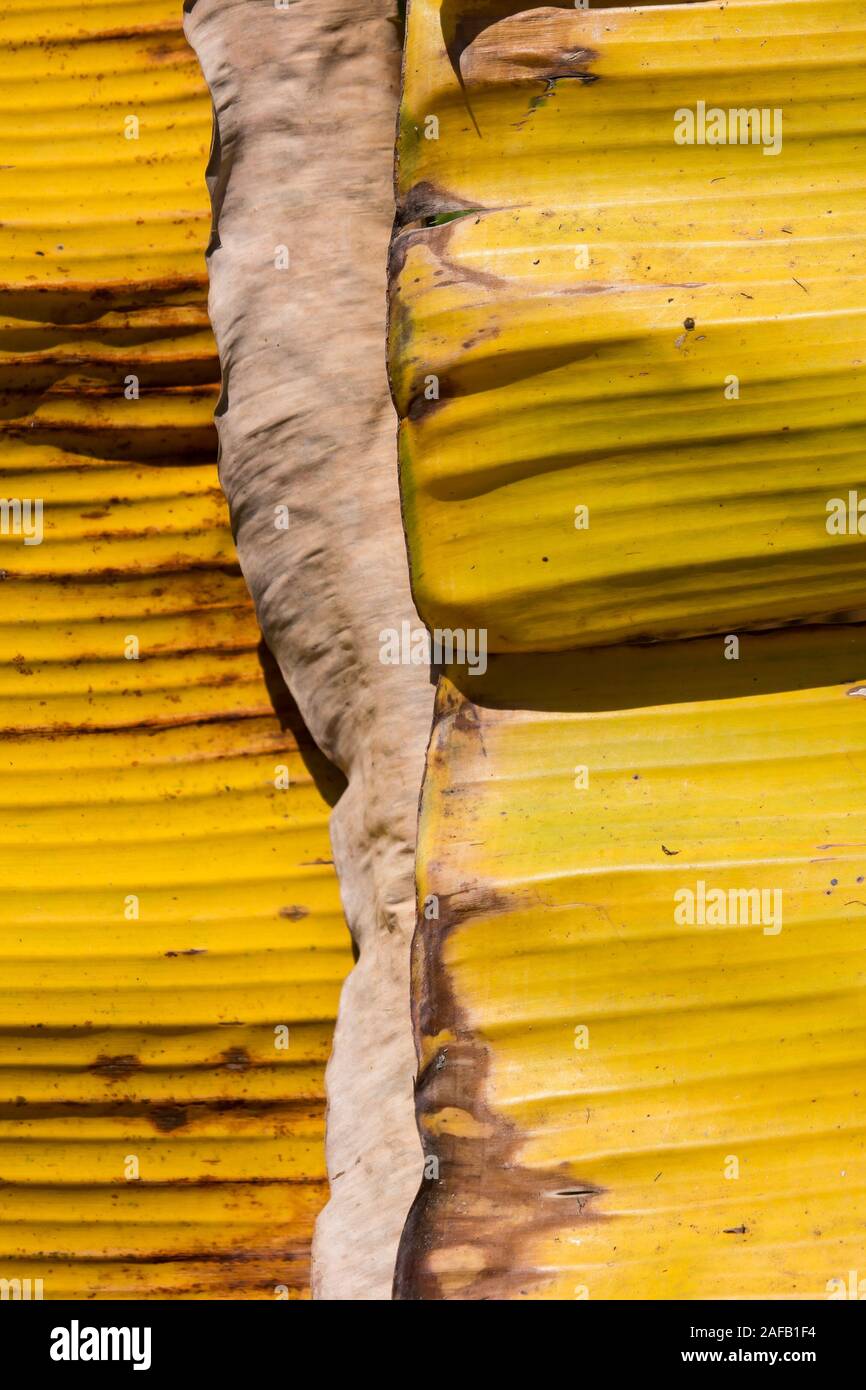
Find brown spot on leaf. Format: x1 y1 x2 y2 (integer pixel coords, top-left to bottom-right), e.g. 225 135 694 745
90 1054 142 1082
149 1104 188 1133
221 1047 252 1072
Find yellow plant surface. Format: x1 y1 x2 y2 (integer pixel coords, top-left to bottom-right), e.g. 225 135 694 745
391 0 866 649
400 626 866 1299
0 0 351 1298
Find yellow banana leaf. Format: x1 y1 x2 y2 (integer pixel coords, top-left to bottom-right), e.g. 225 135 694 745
390 0 866 650
0 0 351 1299
403 625 866 1295
400 625 866 1299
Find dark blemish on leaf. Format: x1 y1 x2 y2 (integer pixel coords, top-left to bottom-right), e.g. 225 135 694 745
90 1054 142 1082
149 1105 188 1133
393 180 486 234
222 1047 252 1072
408 390 446 422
